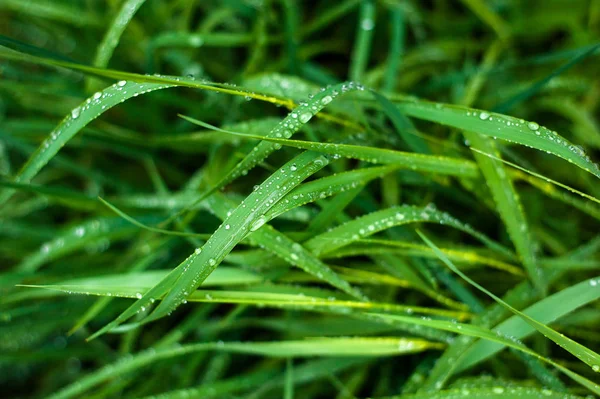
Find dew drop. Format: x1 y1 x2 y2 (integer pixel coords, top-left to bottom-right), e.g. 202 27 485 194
117 80 127 87
321 95 332 105
479 112 490 120
527 121 539 131
250 215 267 231
361 18 374 31
299 113 312 124
208 258 216 266
71 107 81 119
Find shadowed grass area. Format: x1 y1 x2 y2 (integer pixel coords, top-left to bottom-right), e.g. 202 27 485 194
1 1 599 398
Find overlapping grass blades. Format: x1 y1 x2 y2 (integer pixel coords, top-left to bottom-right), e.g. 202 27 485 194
2 4 599 397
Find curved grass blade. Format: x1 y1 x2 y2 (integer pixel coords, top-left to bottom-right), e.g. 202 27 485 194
46 338 441 399
331 239 523 276
418 230 600 374
304 205 515 259
394 99 600 179
0 80 173 205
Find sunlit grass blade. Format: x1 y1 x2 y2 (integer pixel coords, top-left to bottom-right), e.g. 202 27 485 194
21 281 469 320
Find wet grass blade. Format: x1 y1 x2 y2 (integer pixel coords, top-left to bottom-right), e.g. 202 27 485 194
393 99 600 179
0 80 173 205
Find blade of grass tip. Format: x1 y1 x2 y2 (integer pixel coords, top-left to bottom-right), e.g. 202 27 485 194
349 0 376 82
304 205 515 260
417 230 600 374
372 90 430 153
382 4 404 93
89 152 330 340
0 80 174 206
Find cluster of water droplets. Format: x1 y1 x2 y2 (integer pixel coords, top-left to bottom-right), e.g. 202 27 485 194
467 109 600 175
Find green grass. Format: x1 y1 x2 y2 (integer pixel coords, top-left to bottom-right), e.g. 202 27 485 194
1 1 600 398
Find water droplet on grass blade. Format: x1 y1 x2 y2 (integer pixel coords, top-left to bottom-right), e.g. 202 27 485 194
250 215 267 231
71 107 81 119
299 113 312 123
